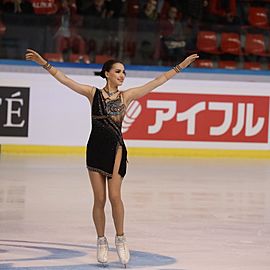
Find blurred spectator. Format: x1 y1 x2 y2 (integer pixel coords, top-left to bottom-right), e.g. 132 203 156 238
156 0 166 16
106 0 124 18
140 0 170 18
168 0 183 11
183 0 208 52
55 0 75 39
79 0 107 18
139 0 158 20
159 5 186 65
54 0 84 59
81 0 120 31
76 0 123 18
2 0 33 14
138 0 158 31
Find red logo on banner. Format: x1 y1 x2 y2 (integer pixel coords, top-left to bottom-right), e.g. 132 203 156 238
122 93 269 143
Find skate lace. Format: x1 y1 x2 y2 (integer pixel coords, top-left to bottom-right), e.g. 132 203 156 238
97 237 108 246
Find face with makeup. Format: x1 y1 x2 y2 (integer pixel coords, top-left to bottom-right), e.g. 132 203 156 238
105 63 126 87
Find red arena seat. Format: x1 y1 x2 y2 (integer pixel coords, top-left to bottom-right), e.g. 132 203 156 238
70 35 86 55
43 53 64 62
219 60 237 69
244 62 262 70
196 31 219 54
123 40 137 58
221 32 242 55
245 33 267 56
248 7 270 28
95 54 112 64
194 59 214 68
69 54 90 64
56 36 70 53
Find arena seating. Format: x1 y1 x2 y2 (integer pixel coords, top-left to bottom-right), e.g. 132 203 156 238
248 7 270 28
69 54 90 64
196 31 220 54
194 59 214 68
244 62 263 70
220 32 242 55
244 33 268 56
218 60 238 69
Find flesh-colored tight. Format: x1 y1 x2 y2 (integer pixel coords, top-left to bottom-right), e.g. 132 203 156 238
88 147 124 237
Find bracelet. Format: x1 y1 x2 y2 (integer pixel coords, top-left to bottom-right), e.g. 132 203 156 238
42 62 52 71
173 64 183 73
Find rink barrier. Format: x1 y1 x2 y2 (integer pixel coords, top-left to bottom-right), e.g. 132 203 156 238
1 62 270 152
1 144 270 159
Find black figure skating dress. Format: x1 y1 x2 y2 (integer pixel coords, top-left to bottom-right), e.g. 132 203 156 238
87 88 127 178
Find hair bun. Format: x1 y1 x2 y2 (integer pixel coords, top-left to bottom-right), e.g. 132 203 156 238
95 59 124 80
94 70 106 79
100 70 106 79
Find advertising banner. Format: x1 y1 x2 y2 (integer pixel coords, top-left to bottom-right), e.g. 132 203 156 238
0 86 30 137
1 70 270 150
123 93 269 144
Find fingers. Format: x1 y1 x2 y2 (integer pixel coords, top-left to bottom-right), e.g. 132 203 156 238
25 48 41 62
25 52 34 61
190 54 199 59
25 54 31 61
180 54 199 68
25 49 34 61
186 54 199 64
25 53 38 62
26 48 36 53
25 48 39 58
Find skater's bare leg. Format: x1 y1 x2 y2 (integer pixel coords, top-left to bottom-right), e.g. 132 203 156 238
108 147 130 266
88 171 108 264
108 147 124 236
88 171 106 237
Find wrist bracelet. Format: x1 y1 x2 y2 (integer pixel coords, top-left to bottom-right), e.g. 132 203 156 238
42 62 52 71
173 64 183 73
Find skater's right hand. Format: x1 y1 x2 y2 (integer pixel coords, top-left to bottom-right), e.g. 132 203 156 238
25 49 47 66
179 54 199 69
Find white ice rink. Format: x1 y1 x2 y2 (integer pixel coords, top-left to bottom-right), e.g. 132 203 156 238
1 154 270 270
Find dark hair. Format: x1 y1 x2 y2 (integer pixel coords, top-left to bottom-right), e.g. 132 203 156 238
99 59 124 79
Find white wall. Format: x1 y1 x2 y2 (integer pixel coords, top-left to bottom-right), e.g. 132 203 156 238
0 69 269 150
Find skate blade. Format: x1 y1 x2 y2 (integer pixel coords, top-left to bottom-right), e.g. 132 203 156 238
98 261 108 267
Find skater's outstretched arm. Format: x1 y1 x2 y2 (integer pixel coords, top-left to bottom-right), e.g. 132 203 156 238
25 49 94 101
123 54 199 106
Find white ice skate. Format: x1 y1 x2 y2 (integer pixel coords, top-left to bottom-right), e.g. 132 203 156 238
115 235 130 268
97 236 108 265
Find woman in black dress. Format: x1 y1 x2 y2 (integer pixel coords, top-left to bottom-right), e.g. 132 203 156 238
25 49 198 267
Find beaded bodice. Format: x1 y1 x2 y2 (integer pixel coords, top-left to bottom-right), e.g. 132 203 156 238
92 89 126 125
105 94 125 115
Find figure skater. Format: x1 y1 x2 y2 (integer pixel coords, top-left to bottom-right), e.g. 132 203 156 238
25 48 198 267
